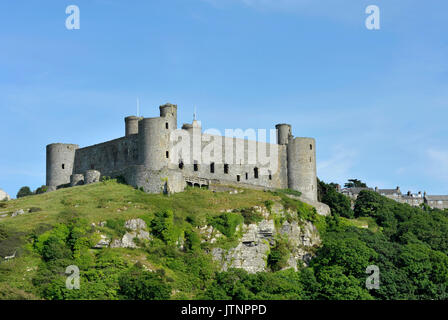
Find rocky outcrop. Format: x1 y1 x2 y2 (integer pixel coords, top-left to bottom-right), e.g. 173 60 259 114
11 209 25 217
0 189 10 201
211 203 322 273
198 225 223 244
212 219 275 274
93 234 110 248
109 218 151 248
280 220 321 270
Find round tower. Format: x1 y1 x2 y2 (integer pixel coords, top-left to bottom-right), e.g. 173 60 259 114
275 124 292 145
159 103 178 130
125 116 142 136
287 137 317 201
138 117 170 170
46 143 79 188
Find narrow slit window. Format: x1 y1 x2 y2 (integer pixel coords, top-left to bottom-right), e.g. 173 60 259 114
224 164 229 174
237 175 241 182
210 162 215 173
62 164 65 169
310 144 313 150
166 151 169 159
166 122 169 129
245 173 248 180
254 167 259 179
179 161 184 169
194 161 199 172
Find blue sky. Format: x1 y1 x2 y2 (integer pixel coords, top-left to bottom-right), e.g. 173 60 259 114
0 0 447 198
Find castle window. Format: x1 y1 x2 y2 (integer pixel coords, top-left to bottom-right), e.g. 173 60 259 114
194 161 199 172
210 162 215 173
237 175 241 182
166 151 169 159
310 144 313 150
269 171 272 180
62 164 65 169
245 173 248 180
166 122 169 129
254 167 259 179
224 164 229 174
179 161 184 169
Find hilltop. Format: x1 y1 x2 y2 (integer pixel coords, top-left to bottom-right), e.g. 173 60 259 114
1 179 448 300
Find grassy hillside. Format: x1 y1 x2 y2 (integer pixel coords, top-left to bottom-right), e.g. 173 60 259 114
2 180 448 300
0 180 320 300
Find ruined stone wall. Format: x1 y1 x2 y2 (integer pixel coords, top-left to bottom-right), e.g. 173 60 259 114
73 135 139 178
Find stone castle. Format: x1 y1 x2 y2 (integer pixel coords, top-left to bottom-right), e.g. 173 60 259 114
46 103 325 209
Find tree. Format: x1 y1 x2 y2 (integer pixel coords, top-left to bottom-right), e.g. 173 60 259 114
344 179 367 188
35 185 48 194
150 209 177 245
118 265 171 300
318 180 353 218
16 186 33 198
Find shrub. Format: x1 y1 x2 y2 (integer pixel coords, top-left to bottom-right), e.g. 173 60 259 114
209 212 243 238
17 186 33 198
150 209 177 245
118 265 171 300
240 207 263 225
35 185 48 195
267 238 291 272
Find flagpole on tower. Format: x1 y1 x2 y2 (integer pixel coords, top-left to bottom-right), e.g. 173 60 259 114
137 97 140 117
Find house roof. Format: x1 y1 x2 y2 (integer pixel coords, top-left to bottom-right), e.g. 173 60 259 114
425 195 448 201
378 189 401 195
341 187 372 194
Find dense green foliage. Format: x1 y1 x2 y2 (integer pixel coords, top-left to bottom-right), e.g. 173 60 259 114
16 186 33 198
344 179 367 188
318 180 353 218
2 180 448 300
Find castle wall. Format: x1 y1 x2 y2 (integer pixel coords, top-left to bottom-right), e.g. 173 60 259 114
287 137 317 201
171 132 288 189
73 135 139 178
138 117 171 171
46 143 79 188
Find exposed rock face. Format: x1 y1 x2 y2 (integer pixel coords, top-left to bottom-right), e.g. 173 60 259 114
94 234 110 248
11 209 25 217
0 189 10 201
280 220 321 270
198 225 223 244
212 219 275 274
109 218 151 248
211 203 322 274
